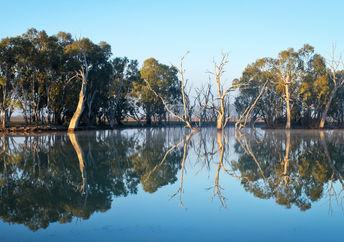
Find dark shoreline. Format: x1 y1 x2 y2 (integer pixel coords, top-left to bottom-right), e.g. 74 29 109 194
0 121 343 135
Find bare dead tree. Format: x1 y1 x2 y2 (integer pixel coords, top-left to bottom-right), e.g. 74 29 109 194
319 131 344 213
207 53 246 130
196 82 215 127
168 131 197 209
234 129 267 181
319 47 344 128
144 52 199 132
208 131 252 208
235 80 267 133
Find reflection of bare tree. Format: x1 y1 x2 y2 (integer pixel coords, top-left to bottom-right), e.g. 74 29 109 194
68 132 87 195
235 129 266 180
168 131 196 209
211 131 252 208
320 131 344 213
211 131 227 207
193 129 217 173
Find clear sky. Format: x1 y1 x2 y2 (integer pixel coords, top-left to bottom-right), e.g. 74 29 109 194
1 0 344 87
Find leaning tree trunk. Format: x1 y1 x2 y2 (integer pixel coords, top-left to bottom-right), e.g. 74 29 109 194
68 50 89 132
68 132 87 194
68 77 87 131
319 86 338 129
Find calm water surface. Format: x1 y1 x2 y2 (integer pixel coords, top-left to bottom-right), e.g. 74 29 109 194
0 128 343 241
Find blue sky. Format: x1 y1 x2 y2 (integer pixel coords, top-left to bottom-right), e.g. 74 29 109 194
1 0 344 86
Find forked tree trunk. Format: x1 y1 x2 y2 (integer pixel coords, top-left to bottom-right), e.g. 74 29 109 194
319 86 337 129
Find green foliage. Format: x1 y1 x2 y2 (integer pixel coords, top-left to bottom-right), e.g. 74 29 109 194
235 44 344 128
0 130 184 230
132 58 181 124
233 131 344 211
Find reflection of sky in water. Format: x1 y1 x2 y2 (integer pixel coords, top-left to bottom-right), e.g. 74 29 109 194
0 128 343 241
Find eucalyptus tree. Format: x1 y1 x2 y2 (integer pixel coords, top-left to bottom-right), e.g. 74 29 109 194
300 54 329 126
235 58 280 127
109 57 140 127
144 53 199 131
48 32 80 124
11 36 34 124
133 58 180 125
0 37 17 128
20 29 52 124
272 48 301 129
65 38 91 131
235 44 325 128
84 41 112 125
208 53 246 130
319 50 344 128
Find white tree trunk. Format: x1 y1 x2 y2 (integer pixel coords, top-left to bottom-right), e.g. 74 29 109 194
285 83 291 129
319 87 337 129
68 79 87 131
68 51 89 131
68 132 87 193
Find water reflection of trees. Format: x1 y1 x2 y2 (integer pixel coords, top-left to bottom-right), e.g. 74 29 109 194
232 130 344 211
1 128 344 230
0 129 184 231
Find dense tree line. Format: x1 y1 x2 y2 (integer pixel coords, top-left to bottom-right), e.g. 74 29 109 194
235 44 344 128
1 29 343 129
0 29 181 129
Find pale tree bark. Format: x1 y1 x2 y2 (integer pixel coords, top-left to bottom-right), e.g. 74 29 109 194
168 131 196 208
68 51 89 131
285 74 291 129
1 111 5 129
319 50 344 128
282 130 290 186
212 130 252 207
235 80 267 133
1 84 7 129
68 132 87 194
144 52 199 132
319 87 338 128
208 53 247 130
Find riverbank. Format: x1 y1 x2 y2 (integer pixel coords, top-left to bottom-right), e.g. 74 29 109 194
0 120 342 135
